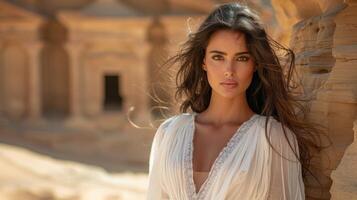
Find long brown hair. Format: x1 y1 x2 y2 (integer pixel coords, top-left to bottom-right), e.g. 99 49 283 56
158 2 330 195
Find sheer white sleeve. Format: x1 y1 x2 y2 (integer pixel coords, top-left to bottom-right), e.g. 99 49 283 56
146 117 174 200
267 119 305 200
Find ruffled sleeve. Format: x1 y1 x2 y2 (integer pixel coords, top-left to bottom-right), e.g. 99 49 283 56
146 116 175 200
266 118 305 200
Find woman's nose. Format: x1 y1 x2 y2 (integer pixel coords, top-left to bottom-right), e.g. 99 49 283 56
224 60 235 77
224 71 233 77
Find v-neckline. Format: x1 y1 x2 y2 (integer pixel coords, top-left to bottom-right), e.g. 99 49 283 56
185 112 259 199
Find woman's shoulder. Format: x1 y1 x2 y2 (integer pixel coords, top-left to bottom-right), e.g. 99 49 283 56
255 115 289 132
157 112 193 132
256 115 298 151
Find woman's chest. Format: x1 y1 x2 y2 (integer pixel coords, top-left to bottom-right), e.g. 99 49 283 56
160 123 262 199
191 126 241 172
160 121 260 173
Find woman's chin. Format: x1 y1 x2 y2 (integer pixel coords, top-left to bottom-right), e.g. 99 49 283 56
216 90 242 99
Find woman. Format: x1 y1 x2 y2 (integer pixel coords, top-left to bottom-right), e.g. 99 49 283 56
146 2 324 200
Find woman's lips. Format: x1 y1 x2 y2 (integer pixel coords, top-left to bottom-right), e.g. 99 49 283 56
220 81 238 89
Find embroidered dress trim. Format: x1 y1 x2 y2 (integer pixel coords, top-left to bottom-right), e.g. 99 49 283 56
184 112 260 200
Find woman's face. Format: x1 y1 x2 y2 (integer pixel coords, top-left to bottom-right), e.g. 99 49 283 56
203 29 255 99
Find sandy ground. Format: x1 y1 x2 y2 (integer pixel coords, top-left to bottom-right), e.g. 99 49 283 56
0 143 149 200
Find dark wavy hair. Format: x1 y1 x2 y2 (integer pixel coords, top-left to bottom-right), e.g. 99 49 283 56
155 2 331 198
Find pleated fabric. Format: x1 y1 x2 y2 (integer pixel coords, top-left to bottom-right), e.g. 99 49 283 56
146 112 305 200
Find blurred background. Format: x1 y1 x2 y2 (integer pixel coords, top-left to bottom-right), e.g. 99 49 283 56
0 0 356 199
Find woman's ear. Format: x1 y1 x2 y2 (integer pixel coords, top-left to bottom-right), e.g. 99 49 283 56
202 58 207 71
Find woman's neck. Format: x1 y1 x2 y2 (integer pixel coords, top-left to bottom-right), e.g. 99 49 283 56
198 92 255 126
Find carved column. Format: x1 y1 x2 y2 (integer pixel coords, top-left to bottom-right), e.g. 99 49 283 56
0 41 4 116
65 42 82 119
25 41 43 120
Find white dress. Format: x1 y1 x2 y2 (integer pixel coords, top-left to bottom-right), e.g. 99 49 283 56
146 112 305 200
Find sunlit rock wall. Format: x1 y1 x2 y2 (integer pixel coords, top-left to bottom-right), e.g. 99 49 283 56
273 0 357 199
330 119 357 199
311 1 357 199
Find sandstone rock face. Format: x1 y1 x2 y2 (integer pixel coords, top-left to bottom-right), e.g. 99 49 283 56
290 3 346 101
324 1 357 199
330 119 357 199
273 0 357 199
312 1 357 199
270 0 300 46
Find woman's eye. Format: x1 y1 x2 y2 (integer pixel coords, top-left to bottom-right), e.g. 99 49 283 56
236 56 250 62
212 55 223 60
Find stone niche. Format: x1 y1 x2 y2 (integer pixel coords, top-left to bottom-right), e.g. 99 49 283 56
0 1 43 120
40 19 71 119
58 0 152 124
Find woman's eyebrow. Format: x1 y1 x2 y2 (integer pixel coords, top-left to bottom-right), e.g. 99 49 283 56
209 50 249 56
